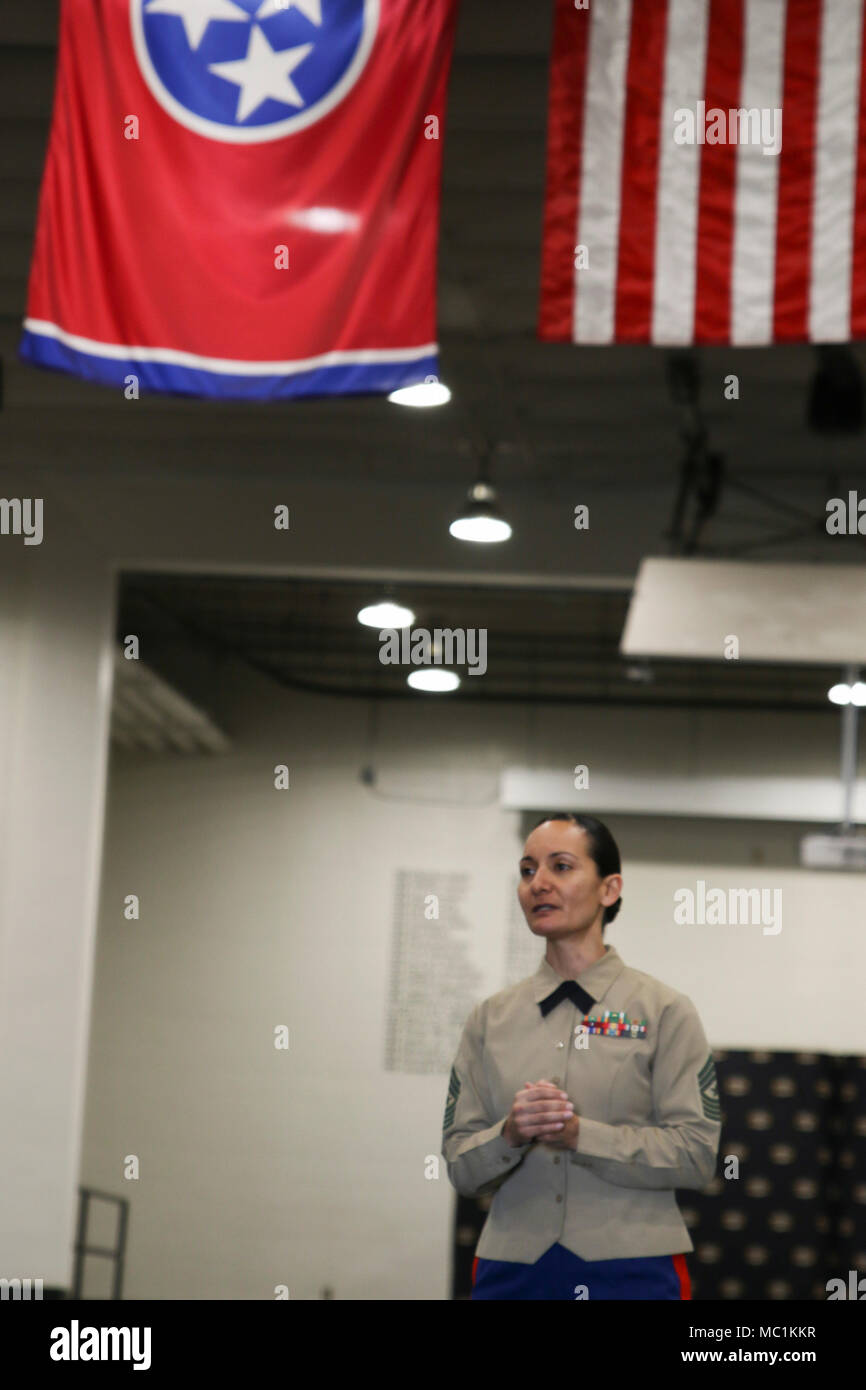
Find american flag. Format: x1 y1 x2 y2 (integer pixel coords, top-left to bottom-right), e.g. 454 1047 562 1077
539 0 866 345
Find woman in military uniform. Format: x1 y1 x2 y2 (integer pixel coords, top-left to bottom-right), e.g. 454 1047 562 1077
441 812 721 1301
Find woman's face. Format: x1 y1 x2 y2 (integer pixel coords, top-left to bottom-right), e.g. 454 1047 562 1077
517 820 620 939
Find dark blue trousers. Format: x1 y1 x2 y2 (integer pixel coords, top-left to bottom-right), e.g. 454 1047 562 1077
471 1241 691 1300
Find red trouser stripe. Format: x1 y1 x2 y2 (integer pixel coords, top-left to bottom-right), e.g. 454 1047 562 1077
673 1252 692 1299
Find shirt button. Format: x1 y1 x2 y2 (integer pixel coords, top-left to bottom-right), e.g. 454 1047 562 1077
553 1156 560 1165
555 1041 564 1049
555 1194 563 1203
501 1156 510 1164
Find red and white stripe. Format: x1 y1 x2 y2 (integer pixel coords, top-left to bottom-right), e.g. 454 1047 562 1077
539 0 866 345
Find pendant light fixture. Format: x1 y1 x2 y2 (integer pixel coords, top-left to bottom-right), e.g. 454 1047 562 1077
449 445 512 544
357 600 415 629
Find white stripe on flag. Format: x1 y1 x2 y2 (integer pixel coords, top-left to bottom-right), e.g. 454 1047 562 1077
22 318 437 375
651 0 712 344
810 0 864 341
730 0 787 344
574 0 633 343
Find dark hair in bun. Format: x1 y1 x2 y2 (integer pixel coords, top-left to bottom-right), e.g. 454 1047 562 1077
530 812 622 929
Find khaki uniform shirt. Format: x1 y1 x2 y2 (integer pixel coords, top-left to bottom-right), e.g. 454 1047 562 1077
441 945 721 1262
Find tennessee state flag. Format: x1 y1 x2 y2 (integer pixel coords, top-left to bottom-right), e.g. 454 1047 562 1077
20 0 457 400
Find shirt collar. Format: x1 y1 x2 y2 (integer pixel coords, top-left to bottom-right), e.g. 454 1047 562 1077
531 944 625 1006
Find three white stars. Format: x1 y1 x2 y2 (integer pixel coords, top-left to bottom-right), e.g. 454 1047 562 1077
144 0 323 120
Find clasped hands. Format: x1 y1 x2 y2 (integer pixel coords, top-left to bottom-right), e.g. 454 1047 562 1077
503 1079 580 1151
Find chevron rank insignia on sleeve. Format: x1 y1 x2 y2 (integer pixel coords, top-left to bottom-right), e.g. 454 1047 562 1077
698 1052 721 1121
443 1066 461 1131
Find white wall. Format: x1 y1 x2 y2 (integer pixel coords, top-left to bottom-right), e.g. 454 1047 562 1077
79 648 866 1300
0 530 115 1289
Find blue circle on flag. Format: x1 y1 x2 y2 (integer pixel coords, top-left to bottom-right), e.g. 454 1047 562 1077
132 0 377 142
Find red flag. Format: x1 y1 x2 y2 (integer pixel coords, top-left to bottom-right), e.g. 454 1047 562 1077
540 0 866 345
20 0 457 399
